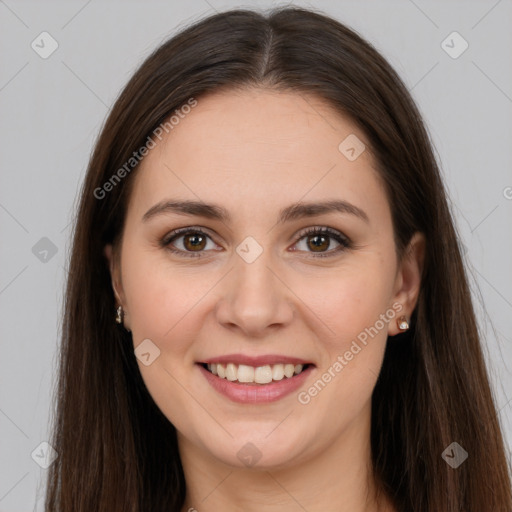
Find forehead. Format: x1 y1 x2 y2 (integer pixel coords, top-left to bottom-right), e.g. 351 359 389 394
156 87 370 168
127 88 388 226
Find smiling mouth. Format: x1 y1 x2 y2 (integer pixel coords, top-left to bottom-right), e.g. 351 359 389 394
201 362 312 385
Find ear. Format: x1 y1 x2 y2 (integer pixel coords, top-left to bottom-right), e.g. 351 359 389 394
388 232 426 336
104 244 130 329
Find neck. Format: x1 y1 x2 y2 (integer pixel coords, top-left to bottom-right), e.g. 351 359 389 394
178 401 394 512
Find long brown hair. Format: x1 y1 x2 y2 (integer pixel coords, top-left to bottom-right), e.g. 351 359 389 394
45 6 512 511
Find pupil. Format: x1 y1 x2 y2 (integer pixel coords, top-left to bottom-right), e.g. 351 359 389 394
186 234 205 250
310 235 328 251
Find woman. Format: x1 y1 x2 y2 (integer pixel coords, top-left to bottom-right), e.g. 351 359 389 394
45 6 512 512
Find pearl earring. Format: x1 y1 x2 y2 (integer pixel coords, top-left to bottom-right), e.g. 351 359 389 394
397 315 409 331
115 306 123 324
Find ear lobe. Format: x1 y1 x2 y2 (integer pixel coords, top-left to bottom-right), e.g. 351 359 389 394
388 232 426 336
104 244 124 305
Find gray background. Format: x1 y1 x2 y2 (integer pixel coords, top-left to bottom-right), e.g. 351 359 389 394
1 0 511 510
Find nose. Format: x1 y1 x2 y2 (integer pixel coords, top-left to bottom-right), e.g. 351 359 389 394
214 245 295 339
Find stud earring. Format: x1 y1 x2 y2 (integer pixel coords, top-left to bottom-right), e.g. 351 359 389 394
115 305 123 324
397 315 409 331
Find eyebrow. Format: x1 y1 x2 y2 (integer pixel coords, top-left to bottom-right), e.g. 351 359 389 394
142 198 369 225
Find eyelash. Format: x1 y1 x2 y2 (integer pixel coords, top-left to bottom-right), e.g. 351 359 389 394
160 226 352 259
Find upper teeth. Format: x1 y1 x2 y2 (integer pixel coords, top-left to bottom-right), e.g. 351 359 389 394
207 363 305 384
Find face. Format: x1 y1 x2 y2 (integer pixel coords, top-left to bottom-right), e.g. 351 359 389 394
105 87 423 470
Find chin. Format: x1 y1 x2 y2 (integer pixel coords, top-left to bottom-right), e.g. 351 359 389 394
199 429 308 470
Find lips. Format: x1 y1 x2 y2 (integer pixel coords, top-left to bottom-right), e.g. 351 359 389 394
196 353 315 403
198 362 314 403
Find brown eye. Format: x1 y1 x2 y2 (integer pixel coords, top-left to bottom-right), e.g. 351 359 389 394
183 232 207 251
306 233 330 252
162 228 217 258
162 226 351 259
292 227 351 258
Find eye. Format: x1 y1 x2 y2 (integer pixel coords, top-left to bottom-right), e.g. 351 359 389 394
291 226 351 258
161 227 219 258
160 226 351 258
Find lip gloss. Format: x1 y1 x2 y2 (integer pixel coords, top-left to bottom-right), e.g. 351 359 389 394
198 363 313 403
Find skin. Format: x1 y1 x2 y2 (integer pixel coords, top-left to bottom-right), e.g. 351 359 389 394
105 87 425 512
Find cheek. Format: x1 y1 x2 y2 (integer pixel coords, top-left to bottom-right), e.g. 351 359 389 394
298 261 394 349
121 252 208 431
296 278 392 427
121 249 219 352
